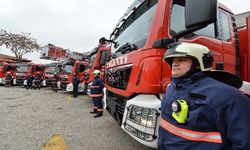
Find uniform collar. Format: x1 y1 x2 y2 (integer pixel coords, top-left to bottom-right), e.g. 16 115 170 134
171 72 206 88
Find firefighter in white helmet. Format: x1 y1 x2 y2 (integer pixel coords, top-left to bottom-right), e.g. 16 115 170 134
158 42 250 150
89 70 104 118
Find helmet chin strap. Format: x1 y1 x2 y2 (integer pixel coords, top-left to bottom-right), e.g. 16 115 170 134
184 59 201 77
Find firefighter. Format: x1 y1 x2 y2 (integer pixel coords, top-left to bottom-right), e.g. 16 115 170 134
99 37 107 46
158 42 250 150
33 72 42 89
72 72 80 98
5 72 13 87
26 74 33 89
89 70 104 118
51 72 59 92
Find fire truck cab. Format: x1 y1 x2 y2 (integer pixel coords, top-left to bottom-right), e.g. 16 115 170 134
59 60 88 92
43 63 62 87
15 63 45 86
0 62 16 85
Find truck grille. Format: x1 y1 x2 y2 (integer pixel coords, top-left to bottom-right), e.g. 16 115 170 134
106 64 132 90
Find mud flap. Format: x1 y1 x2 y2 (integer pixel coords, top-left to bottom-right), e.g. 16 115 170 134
23 80 27 86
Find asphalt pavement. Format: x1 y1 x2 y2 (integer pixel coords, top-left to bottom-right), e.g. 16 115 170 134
0 86 154 150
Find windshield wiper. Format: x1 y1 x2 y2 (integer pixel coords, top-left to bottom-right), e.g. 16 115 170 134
115 42 137 55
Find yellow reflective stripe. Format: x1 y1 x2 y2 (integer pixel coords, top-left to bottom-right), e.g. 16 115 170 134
160 118 222 143
90 94 103 97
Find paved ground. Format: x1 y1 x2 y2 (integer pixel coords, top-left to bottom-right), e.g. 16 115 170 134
0 86 154 150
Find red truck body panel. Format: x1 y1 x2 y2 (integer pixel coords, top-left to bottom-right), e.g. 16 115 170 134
238 16 250 81
84 45 110 84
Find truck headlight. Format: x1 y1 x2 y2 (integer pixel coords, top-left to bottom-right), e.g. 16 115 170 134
127 105 157 128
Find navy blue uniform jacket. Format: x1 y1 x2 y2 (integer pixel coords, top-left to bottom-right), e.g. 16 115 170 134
158 72 250 150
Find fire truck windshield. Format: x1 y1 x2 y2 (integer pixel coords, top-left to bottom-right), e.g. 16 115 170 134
62 65 73 74
4 65 15 71
111 0 157 55
45 66 60 74
16 65 30 73
32 66 44 72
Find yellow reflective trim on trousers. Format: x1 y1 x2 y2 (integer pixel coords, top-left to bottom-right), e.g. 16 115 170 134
42 134 69 150
160 118 222 143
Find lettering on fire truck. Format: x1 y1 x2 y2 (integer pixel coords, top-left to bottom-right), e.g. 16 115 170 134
106 55 128 68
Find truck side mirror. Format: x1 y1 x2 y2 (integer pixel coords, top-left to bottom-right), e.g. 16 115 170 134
185 0 217 29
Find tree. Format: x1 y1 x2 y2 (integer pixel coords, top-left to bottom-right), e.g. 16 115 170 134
0 29 41 62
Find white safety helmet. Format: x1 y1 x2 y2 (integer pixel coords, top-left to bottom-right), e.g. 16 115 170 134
93 70 101 75
163 42 214 71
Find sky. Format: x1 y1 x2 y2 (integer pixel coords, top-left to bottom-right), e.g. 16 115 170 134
0 0 249 64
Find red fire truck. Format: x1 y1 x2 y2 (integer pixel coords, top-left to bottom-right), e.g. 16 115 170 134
15 63 45 86
59 59 89 92
43 63 62 87
40 43 69 60
83 39 111 94
0 62 16 85
104 0 250 148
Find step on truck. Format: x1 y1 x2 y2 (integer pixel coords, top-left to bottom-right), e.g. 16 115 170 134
104 0 250 148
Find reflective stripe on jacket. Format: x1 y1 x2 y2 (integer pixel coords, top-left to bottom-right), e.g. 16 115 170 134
160 118 222 143
90 76 104 97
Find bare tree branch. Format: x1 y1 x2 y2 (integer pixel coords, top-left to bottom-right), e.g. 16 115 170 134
0 29 41 62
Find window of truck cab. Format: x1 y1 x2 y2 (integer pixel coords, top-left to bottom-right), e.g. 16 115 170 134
111 0 158 55
16 65 30 73
170 0 216 39
219 10 231 41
